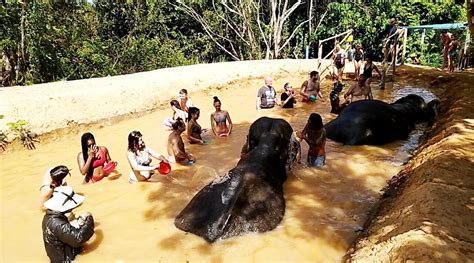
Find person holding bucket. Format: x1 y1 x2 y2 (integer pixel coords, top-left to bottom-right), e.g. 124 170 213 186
42 186 95 263
77 132 117 183
126 131 170 183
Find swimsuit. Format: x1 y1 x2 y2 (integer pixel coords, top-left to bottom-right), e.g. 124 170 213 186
213 112 227 125
308 155 325 167
362 64 373 79
135 149 152 166
92 147 106 168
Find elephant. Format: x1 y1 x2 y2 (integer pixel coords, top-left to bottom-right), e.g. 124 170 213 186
174 117 299 242
325 94 439 145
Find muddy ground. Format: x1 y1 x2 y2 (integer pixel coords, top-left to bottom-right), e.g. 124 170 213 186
348 66 474 262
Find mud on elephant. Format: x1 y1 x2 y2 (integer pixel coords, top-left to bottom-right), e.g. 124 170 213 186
325 94 439 145
174 117 300 242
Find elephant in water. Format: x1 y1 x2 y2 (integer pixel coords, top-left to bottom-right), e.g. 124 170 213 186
325 94 439 145
174 117 299 242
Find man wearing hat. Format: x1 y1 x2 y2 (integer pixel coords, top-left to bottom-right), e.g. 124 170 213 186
42 186 94 263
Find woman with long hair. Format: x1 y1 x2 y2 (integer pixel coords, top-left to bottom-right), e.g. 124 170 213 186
77 132 115 183
126 131 169 183
210 96 233 137
299 113 326 167
187 107 204 144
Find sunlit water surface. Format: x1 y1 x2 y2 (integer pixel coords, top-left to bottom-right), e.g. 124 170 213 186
0 74 435 262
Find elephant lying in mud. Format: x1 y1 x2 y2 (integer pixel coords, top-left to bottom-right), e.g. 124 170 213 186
325 94 439 145
175 117 299 242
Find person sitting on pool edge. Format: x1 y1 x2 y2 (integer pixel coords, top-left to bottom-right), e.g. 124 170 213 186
178 89 193 113
77 132 117 184
168 118 196 165
164 99 188 129
126 131 169 183
39 165 71 210
210 96 233 137
298 113 326 168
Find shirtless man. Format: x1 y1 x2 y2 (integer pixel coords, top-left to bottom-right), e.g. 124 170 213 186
167 118 195 165
344 80 372 103
440 31 453 71
300 71 323 102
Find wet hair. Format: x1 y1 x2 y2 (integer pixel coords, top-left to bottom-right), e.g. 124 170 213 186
188 107 200 122
80 132 95 178
283 82 292 90
309 113 323 129
310 71 319 77
170 100 181 109
50 165 70 184
172 118 185 130
179 89 188 95
128 130 142 151
213 96 221 105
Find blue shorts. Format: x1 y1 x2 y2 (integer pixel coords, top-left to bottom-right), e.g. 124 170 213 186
308 155 325 167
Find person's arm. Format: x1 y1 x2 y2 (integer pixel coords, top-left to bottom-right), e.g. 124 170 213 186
299 81 309 99
77 150 94 175
281 93 292 107
187 123 204 144
147 147 169 163
273 87 281 106
127 151 157 172
51 215 95 248
103 147 112 163
210 113 218 136
226 111 233 135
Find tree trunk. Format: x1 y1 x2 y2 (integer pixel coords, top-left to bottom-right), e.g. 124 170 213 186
18 1 28 85
468 0 474 36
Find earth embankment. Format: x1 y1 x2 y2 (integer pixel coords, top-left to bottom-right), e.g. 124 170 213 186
348 66 474 262
0 59 328 135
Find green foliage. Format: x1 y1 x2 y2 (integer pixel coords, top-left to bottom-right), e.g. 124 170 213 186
0 1 468 85
7 120 38 150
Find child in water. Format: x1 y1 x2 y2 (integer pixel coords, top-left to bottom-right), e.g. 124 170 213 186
299 113 326 167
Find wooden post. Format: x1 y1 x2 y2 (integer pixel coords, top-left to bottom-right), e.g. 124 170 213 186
392 44 397 76
401 28 408 65
318 40 323 70
381 42 388 90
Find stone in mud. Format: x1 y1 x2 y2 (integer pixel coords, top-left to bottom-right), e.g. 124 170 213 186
325 94 439 145
174 117 298 242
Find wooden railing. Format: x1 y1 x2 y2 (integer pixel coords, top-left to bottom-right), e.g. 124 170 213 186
317 29 353 79
380 28 407 89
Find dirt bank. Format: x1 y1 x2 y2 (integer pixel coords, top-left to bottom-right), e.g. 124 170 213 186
348 66 474 262
0 59 332 136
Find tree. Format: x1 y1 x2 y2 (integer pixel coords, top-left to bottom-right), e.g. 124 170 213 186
175 0 308 60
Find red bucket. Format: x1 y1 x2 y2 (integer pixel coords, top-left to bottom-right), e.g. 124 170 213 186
103 162 117 175
157 161 171 175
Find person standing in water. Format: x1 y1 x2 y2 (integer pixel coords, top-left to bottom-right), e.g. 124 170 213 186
178 89 193 113
168 118 196 165
359 54 381 94
256 76 278 110
39 165 71 210
299 113 326 168
332 44 346 81
126 131 169 183
77 132 116 184
300 71 323 102
280 82 297 108
187 107 205 144
210 96 233 137
353 44 364 80
448 34 459 72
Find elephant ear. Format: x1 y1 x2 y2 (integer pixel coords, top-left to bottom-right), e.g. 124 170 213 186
174 170 244 243
426 99 440 126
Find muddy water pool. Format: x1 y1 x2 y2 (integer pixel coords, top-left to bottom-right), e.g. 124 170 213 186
0 73 435 262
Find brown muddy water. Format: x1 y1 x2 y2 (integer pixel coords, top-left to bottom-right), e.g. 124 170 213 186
0 73 435 262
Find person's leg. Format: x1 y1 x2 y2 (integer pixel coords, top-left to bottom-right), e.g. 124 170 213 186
354 61 360 80
365 78 373 99
314 156 326 168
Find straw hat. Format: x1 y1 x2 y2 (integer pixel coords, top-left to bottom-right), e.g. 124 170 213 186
44 186 85 212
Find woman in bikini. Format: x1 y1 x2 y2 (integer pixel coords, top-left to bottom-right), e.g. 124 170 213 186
126 131 169 183
77 132 116 183
210 96 233 137
358 54 381 98
187 107 205 144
